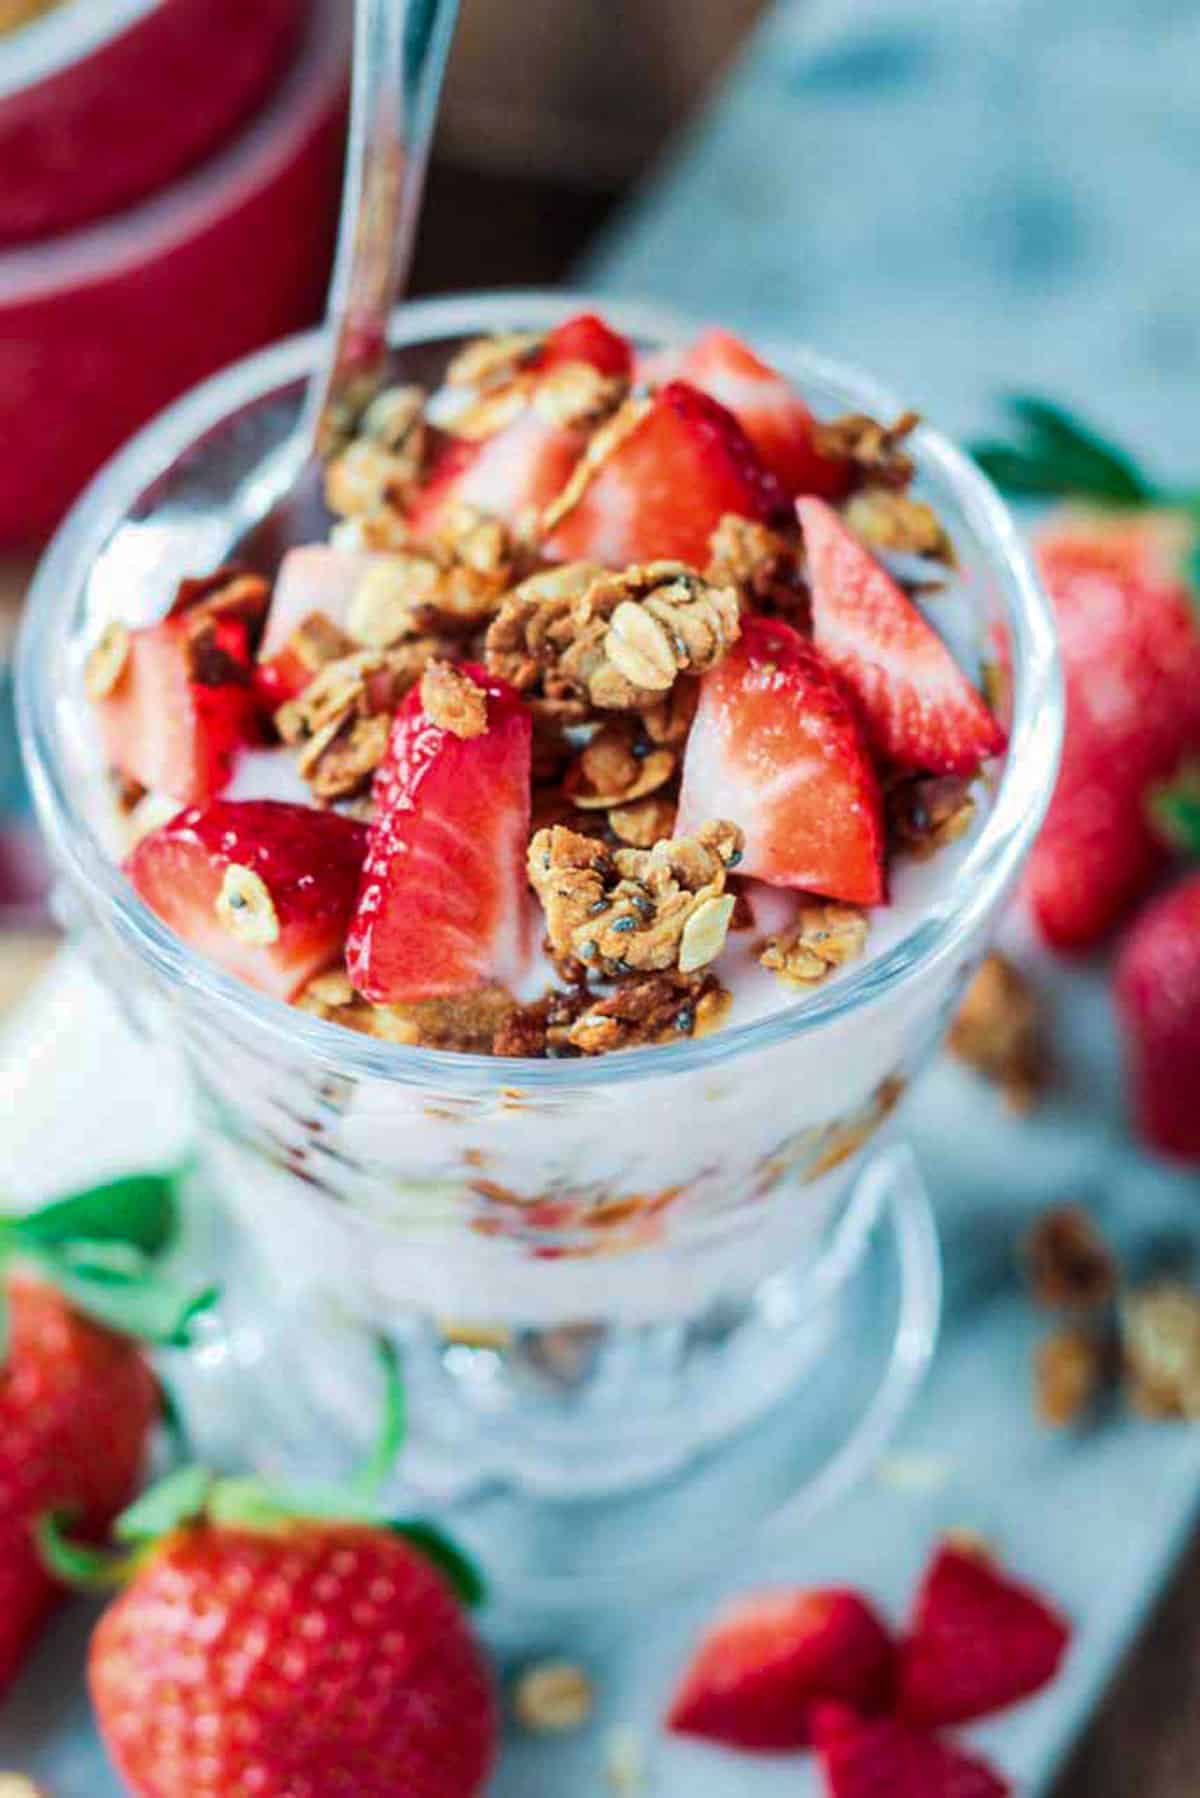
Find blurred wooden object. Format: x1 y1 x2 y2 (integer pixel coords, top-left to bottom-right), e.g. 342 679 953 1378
440 0 768 184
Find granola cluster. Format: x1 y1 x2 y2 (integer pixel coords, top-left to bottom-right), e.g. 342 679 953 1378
1023 1203 1200 1428
98 322 983 1060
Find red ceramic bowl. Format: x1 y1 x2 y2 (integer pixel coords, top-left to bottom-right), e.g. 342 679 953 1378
0 0 307 247
0 0 348 547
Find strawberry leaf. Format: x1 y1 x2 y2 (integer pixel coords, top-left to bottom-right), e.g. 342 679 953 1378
114 1466 215 1543
12 1172 179 1255
27 1242 217 1347
392 1520 486 1608
973 398 1157 507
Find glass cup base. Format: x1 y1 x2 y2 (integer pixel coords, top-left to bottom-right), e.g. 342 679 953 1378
165 1144 940 1615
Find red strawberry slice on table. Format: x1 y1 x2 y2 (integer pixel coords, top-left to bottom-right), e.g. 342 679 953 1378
672 328 850 499
800 496 1005 776
94 617 260 805
814 1708 1011 1798
536 310 633 378
1115 872 1200 1161
545 379 787 568
125 799 367 1001
676 615 886 905
347 667 532 1003
667 1587 894 1750
898 1542 1071 1728
1024 511 1200 951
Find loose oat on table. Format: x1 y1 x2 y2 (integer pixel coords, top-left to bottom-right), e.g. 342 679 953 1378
527 820 743 978
843 487 956 564
948 951 1046 1112
1024 1205 1117 1314
1121 1282 1200 1420
420 662 488 738
760 900 869 988
299 969 517 1053
0 1779 47 1798
512 1661 595 1735
563 719 676 811
1036 1325 1106 1428
888 774 977 861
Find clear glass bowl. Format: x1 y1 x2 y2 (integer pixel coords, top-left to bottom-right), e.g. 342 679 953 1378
17 291 1062 1600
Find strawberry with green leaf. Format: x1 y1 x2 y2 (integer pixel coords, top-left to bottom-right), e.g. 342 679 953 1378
0 1172 210 1694
974 399 1200 950
45 1344 496 1798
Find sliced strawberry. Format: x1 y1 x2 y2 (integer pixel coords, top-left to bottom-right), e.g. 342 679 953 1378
817 1712 1011 1798
800 496 1005 776
1115 873 1200 1161
258 545 375 661
346 666 532 1003
125 800 367 1001
96 618 259 806
1024 510 1200 951
667 1588 894 1751
545 380 787 568
676 615 885 904
537 311 633 378
407 410 584 542
673 328 850 498
898 1544 1071 1728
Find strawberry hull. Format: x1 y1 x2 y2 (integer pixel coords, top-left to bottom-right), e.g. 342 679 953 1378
0 0 347 545
0 0 305 246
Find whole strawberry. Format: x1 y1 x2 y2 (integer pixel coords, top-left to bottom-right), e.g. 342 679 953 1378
974 400 1200 951
78 1463 495 1798
1115 869 1200 1161
0 1172 202 1694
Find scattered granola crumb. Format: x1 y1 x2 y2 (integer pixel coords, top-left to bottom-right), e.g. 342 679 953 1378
948 952 1047 1112
1036 1326 1105 1427
512 1660 594 1735
608 794 678 849
420 662 488 738
527 820 743 979
437 1319 512 1350
760 900 868 987
0 1778 48 1798
1024 1205 1117 1313
563 720 676 811
605 1725 648 1797
1121 1282 1200 1420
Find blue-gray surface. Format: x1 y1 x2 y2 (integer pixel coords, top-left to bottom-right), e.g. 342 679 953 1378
5 1 1200 1793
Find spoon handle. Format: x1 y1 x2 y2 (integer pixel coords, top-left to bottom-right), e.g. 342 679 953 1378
304 0 461 458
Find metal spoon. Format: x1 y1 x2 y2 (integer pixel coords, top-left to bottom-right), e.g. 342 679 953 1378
231 0 460 568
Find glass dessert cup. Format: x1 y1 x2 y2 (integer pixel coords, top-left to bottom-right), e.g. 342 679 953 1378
17 291 1062 1610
